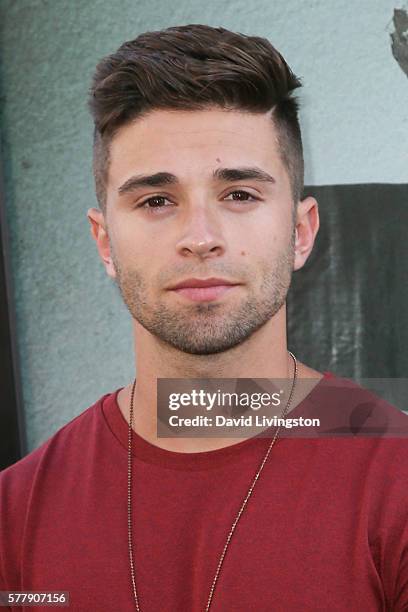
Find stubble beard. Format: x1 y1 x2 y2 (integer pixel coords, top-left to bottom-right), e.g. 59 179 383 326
110 234 295 356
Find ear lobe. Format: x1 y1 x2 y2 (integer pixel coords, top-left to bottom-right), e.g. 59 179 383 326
293 196 320 272
87 207 117 278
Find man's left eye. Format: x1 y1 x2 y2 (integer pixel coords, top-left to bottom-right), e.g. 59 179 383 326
225 190 256 201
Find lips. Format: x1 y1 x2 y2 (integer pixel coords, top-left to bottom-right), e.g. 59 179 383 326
169 277 239 290
168 278 241 302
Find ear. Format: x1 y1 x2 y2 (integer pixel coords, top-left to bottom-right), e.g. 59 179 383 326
293 196 320 272
87 208 117 278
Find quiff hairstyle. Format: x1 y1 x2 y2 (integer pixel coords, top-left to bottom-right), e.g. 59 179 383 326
88 24 304 213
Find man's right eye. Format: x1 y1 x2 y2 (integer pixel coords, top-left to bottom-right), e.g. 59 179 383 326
136 196 173 211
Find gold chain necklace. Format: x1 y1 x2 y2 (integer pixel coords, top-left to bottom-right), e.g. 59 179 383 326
127 351 298 611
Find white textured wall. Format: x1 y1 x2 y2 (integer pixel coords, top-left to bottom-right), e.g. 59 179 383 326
0 0 407 450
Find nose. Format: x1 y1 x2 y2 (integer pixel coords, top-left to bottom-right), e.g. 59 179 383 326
175 206 226 259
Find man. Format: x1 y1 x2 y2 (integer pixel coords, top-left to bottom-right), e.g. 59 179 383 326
1 24 407 611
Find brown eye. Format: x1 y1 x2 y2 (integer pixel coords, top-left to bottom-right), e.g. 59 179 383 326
136 195 174 212
225 190 256 201
144 196 167 207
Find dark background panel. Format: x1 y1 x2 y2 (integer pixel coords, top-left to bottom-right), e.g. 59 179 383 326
0 154 26 471
288 183 408 378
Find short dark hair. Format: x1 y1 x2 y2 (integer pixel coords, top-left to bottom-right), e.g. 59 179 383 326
88 24 303 212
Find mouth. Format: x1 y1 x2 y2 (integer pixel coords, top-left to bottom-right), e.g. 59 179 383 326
167 277 241 302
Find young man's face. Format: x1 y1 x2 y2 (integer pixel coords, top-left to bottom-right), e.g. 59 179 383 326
89 108 318 355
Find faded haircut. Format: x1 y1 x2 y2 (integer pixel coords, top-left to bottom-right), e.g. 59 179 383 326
88 24 304 213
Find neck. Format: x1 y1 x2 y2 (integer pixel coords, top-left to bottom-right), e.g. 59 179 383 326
117 305 321 452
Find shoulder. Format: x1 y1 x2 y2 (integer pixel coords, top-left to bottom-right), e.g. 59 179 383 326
314 372 408 434
0 390 117 500
304 373 408 471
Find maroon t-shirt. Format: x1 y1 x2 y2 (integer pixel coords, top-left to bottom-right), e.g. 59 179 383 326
1 372 408 611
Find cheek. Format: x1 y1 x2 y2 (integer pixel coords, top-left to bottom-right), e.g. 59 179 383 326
109 221 144 260
234 231 278 262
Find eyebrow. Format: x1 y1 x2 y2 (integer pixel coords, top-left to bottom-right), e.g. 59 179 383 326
213 167 276 184
118 172 177 195
117 166 276 196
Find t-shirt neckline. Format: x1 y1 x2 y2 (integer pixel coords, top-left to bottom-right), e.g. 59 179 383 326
101 372 335 471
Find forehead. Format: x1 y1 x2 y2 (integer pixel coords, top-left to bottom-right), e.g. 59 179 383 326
107 108 284 187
